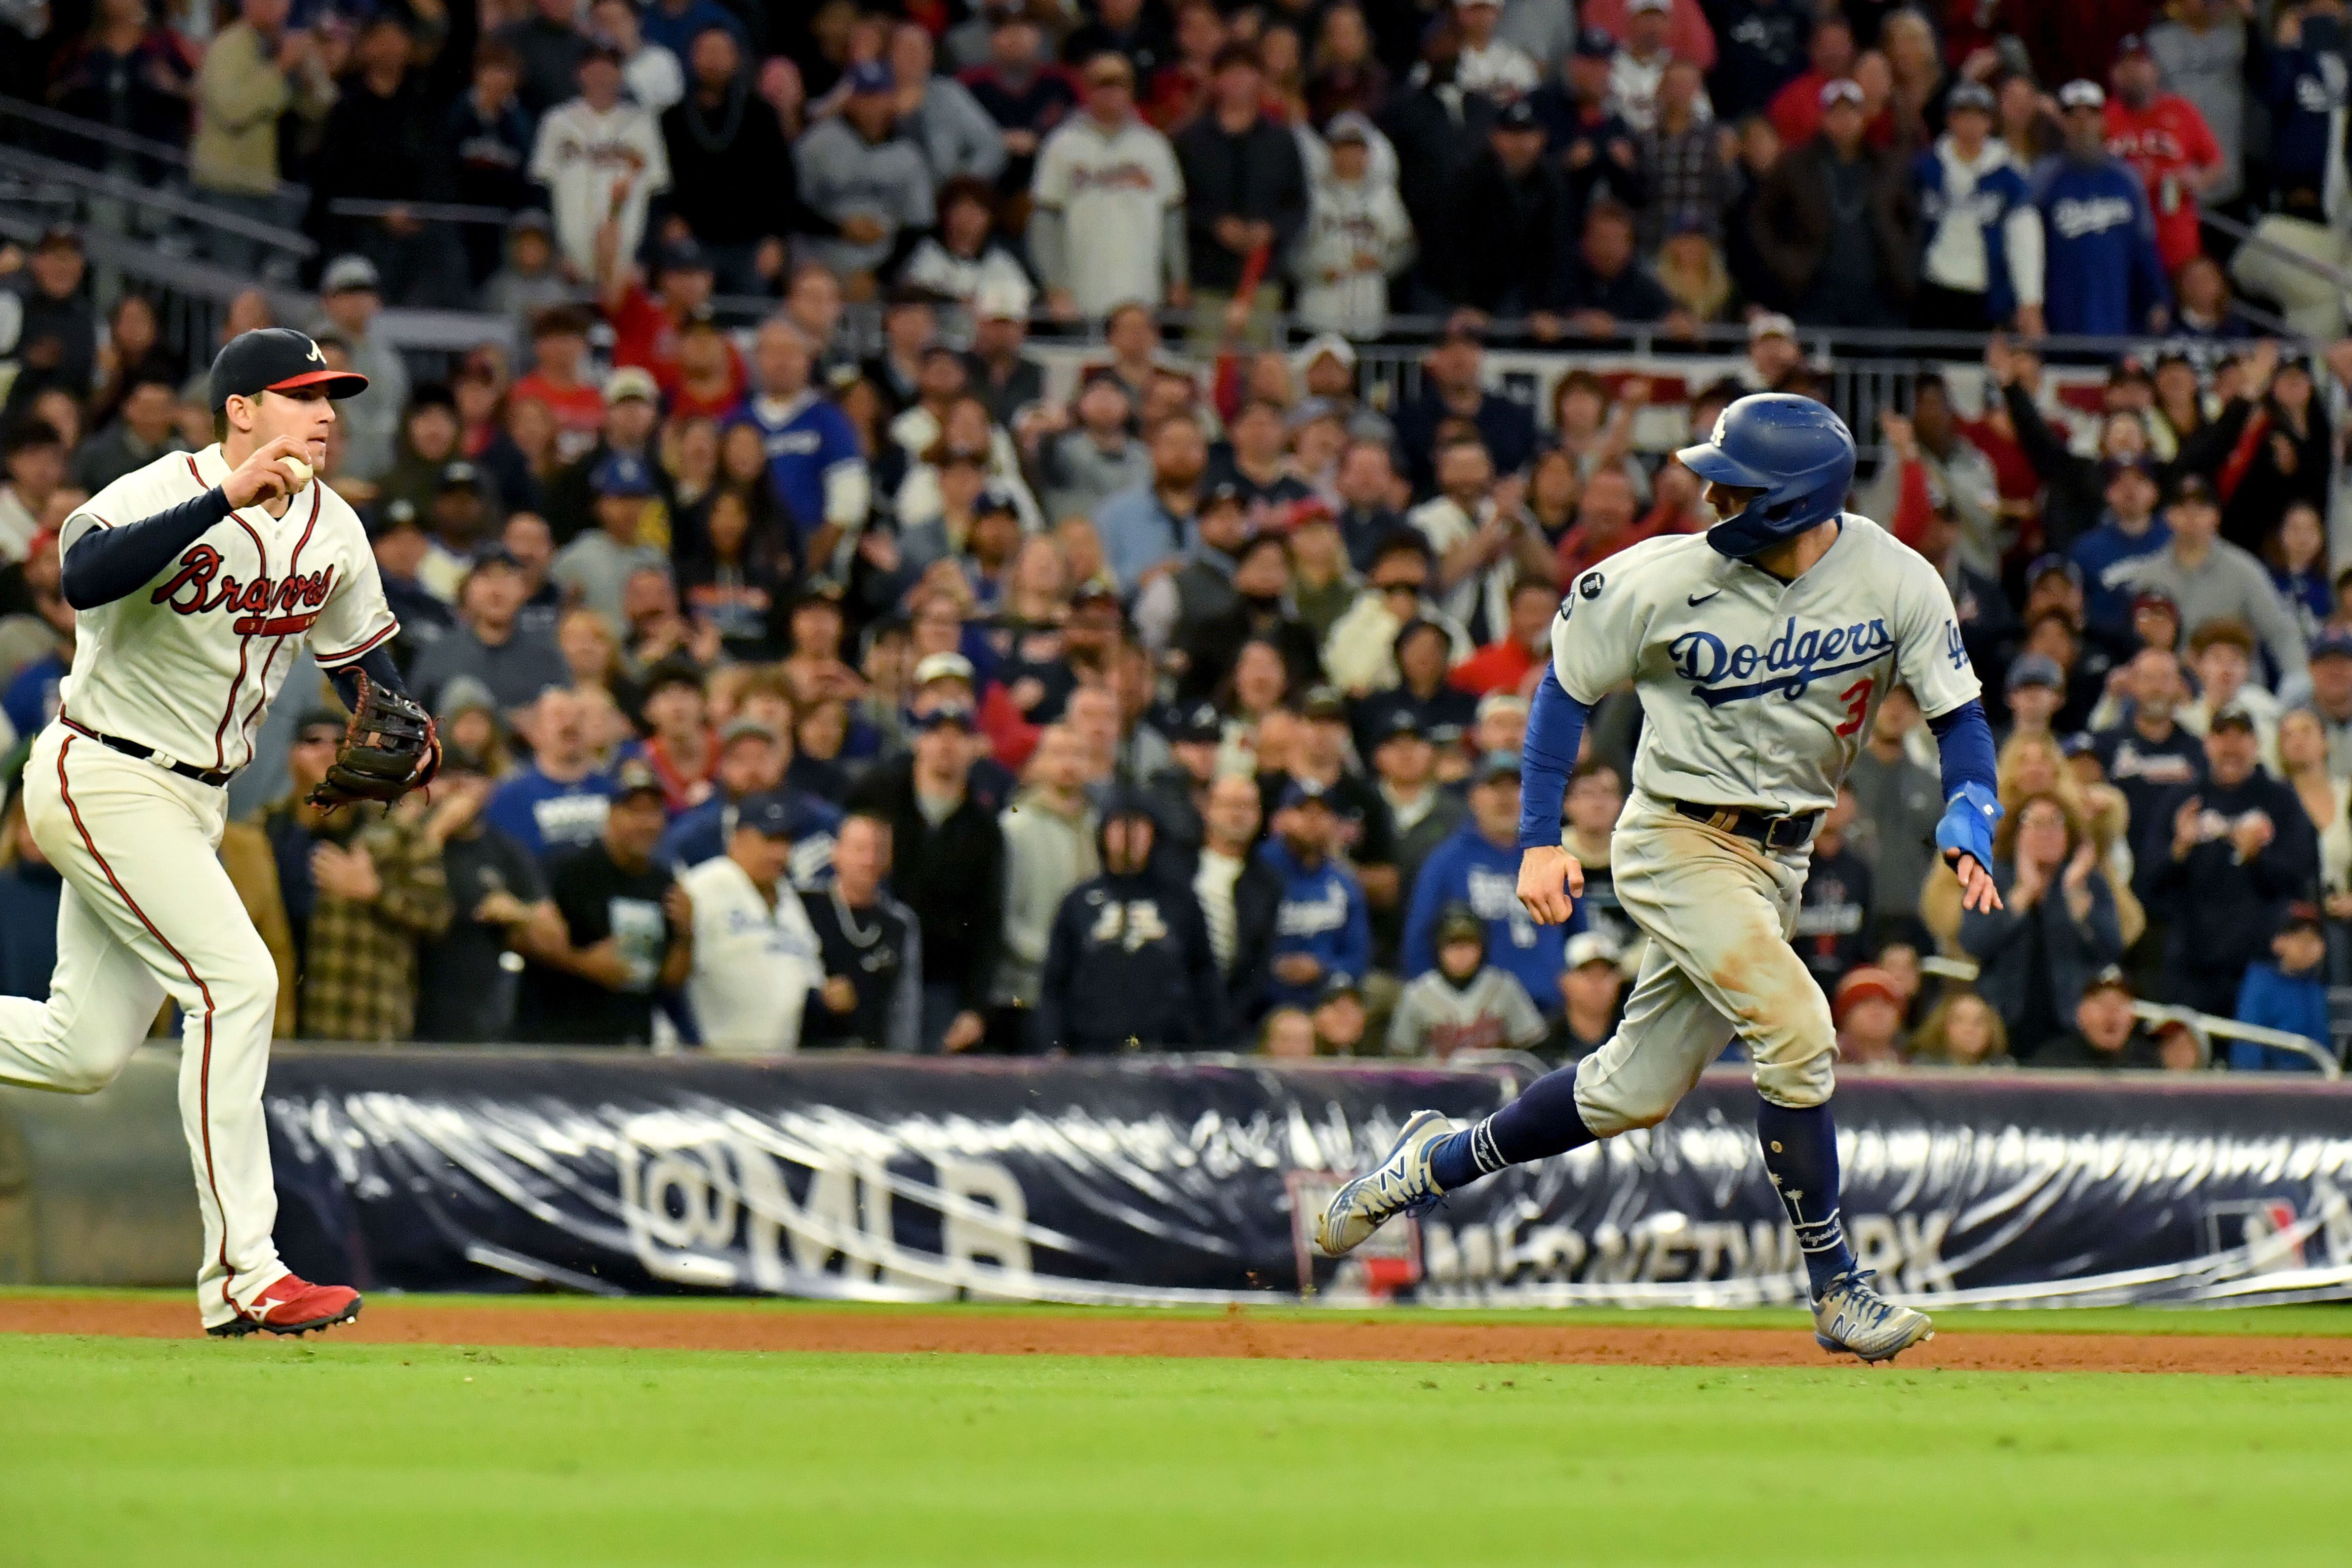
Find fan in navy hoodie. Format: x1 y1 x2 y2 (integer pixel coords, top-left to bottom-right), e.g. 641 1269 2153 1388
2029 81 2170 337
1401 750 1575 1005
1031 798 1225 1052
1259 779 1373 1010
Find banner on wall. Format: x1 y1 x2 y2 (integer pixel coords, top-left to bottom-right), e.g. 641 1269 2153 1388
264 1052 2352 1310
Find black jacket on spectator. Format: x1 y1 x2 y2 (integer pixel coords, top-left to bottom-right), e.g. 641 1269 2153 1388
1179 598 1324 704
1381 78 1498 283
2000 381 2140 552
1525 93 1646 212
497 15 587 115
2174 393 2334 555
1174 111 1309 293
1442 148 1580 313
1221 851 1285 1024
1391 384 1538 493
661 73 829 251
1959 857 2128 1061
308 72 450 250
847 757 1006 1016
2142 770 2319 1016
1032 869 1224 1051
46 26 197 182
543 437 677 544
1559 253 1676 324
1750 135 1917 316
1705 0 1813 119
2095 721 2205 874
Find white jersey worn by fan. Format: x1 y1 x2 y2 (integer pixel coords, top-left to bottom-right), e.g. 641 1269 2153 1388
0 445 397 1331
1545 515 1978 1137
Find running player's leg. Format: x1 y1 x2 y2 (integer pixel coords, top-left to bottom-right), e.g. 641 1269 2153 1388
0 731 173 1093
0 880 170 1093
1599 812 1854 1299
43 734 287 1328
1428 936 1730 1189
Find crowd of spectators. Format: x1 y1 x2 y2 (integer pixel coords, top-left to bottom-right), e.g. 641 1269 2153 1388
2 0 2351 1073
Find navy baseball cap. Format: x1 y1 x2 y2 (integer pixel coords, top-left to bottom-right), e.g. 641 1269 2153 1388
1495 98 1539 131
846 61 894 94
657 236 712 275
613 758 665 801
2313 628 2352 662
1169 700 1224 743
1279 777 1335 811
1474 749 1522 784
1572 26 1617 58
976 484 1022 517
2005 652 2065 693
2025 553 2082 589
592 452 656 498
208 328 369 414
1375 708 1426 743
1947 80 1995 114
735 790 799 838
918 702 976 732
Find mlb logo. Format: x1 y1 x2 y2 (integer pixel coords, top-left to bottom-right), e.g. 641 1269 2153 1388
1288 1168 1420 1300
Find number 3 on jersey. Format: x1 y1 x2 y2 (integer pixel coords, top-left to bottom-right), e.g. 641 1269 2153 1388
1833 676 1874 739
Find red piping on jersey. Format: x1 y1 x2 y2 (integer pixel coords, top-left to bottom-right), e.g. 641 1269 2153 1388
193 452 271 775
56 735 238 1320
313 619 398 668
236 484 322 767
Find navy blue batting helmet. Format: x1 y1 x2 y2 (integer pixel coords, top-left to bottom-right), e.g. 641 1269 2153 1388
1675 393 1856 558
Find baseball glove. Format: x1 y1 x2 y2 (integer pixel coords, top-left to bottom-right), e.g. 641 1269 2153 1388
307 673 441 809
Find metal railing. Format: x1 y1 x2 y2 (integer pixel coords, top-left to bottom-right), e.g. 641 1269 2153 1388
0 142 313 260
0 91 306 203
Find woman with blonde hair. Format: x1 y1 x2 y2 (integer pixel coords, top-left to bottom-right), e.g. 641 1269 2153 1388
1908 990 2011 1067
1655 225 1733 324
1958 791 2129 1058
1921 729 2139 948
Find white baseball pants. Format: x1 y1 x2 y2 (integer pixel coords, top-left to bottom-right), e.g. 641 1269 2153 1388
0 726 287 1328
1572 794 1839 1138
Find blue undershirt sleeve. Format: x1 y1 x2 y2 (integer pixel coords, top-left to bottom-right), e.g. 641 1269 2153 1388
1518 667 1590 850
1926 698 1998 802
60 487 234 610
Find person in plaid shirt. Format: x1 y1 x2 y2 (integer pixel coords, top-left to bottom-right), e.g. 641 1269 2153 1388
1637 58 1730 249
259 710 457 1041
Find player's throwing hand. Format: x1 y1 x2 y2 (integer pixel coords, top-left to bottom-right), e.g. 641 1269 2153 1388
1947 849 2004 913
221 435 314 508
1517 845 1584 926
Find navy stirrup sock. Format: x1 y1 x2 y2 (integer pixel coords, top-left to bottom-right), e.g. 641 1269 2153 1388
1756 1099 1858 1299
1428 1063 1599 1191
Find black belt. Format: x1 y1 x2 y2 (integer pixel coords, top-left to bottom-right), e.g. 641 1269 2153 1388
1675 799 1819 852
62 718 234 787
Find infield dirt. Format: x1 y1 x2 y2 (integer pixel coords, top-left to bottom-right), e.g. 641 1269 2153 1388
3 1293 2346 1375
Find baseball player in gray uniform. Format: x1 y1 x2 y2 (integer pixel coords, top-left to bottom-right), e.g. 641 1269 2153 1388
1315 395 2006 1361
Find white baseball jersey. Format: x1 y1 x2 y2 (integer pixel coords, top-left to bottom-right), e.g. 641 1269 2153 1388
58 445 398 776
1549 515 1979 818
681 855 824 1055
1030 114 1185 318
529 97 671 280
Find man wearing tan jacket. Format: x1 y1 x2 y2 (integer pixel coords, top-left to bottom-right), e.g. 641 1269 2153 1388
193 0 335 270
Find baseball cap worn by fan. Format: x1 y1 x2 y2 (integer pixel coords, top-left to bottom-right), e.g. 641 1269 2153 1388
2005 652 2066 693
591 452 656 497
604 366 660 407
208 328 370 413
1819 78 1864 109
2058 79 2105 111
735 790 799 840
613 759 665 802
919 702 977 733
1831 966 1901 1027
913 651 977 688
319 254 381 296
1436 904 1486 948
1170 700 1224 743
846 61 894 94
1565 930 1621 972
1474 749 1522 784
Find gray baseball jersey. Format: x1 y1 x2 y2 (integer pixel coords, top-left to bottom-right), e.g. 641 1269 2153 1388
1548 515 1980 818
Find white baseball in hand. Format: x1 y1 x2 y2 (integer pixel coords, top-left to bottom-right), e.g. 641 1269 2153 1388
278 454 314 492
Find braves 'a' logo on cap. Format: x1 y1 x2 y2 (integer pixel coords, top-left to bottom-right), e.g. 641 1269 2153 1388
304 338 326 364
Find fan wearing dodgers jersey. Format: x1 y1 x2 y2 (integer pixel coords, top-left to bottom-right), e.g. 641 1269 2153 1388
0 328 429 1339
1314 394 2007 1363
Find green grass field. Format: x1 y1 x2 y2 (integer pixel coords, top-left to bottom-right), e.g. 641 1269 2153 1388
3 1298 2348 1567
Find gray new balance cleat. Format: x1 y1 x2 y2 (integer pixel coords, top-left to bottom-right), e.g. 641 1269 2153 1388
1812 1269 1934 1363
1312 1109 1454 1258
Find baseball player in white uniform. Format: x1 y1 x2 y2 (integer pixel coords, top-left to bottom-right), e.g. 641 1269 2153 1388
0 328 436 1337
1315 395 2007 1361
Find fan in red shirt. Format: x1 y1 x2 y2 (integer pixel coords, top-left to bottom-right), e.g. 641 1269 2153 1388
1448 576 1559 696
605 234 746 404
510 303 609 463
2103 34 2221 273
1552 467 1661 583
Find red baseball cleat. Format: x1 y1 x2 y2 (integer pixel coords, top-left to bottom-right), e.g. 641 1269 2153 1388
206 1275 363 1338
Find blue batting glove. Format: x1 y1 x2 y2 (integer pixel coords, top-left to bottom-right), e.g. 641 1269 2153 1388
1934 781 2002 871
